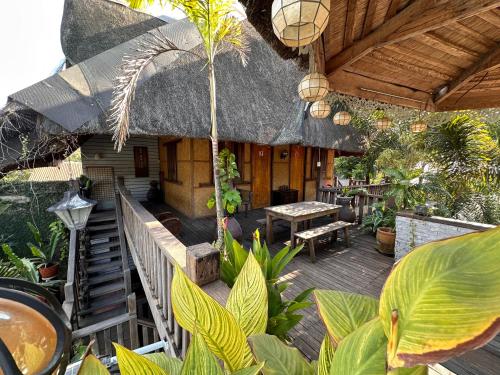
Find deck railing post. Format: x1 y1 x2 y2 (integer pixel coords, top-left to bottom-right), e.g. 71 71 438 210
357 192 366 224
186 243 220 286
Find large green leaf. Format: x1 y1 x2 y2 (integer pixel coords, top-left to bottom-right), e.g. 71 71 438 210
314 290 379 346
380 228 500 368
232 362 265 375
78 354 110 375
172 265 249 371
227 252 268 337
144 353 183 375
317 335 335 375
248 334 314 375
181 333 224 375
329 318 387 375
114 343 167 374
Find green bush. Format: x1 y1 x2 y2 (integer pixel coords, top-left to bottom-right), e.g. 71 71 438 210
0 181 69 257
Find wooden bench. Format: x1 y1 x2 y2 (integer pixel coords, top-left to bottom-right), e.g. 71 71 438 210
295 221 352 262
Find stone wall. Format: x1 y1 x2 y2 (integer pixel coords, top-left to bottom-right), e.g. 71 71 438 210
395 212 495 260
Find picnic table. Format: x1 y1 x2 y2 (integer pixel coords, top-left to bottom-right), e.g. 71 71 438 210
264 201 341 248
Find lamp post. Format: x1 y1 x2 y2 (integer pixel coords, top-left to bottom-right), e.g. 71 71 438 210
47 191 96 319
0 278 71 375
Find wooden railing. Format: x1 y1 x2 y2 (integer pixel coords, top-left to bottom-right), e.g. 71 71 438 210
117 181 229 358
317 184 391 224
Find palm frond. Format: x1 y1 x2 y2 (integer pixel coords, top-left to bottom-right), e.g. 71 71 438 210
108 31 183 151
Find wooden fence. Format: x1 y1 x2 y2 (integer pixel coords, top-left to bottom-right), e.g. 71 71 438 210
117 181 229 358
317 183 391 224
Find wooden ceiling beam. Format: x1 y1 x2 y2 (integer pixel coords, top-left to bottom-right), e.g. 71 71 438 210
329 70 435 111
343 0 358 48
435 45 500 104
325 0 500 77
361 0 377 37
310 37 326 74
385 0 402 21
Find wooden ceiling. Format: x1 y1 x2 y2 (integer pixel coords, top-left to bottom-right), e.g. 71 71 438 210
312 0 500 111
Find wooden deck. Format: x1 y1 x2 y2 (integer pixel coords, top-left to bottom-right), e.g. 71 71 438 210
142 202 499 375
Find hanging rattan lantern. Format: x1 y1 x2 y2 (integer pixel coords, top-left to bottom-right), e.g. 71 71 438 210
310 100 331 119
333 111 351 126
410 121 427 133
376 116 392 131
298 73 329 102
271 0 330 47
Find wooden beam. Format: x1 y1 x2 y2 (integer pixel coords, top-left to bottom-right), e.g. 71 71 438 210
343 0 358 48
362 0 378 37
385 0 402 20
311 37 326 74
328 70 435 111
419 32 481 59
325 0 500 77
435 45 500 104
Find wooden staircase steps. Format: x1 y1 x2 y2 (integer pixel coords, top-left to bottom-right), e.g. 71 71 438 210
89 230 119 242
87 270 124 286
87 259 122 273
89 240 120 253
88 211 116 224
78 295 127 317
89 281 125 298
87 250 122 262
87 223 118 232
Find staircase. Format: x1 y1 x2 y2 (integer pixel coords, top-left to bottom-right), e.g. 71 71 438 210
78 210 128 327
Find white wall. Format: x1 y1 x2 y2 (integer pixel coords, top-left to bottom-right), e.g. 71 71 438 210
81 135 160 201
395 213 495 260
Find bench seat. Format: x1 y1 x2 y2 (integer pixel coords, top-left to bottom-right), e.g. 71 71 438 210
295 221 352 262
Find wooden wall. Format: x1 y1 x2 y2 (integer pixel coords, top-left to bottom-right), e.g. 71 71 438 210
155 138 335 218
81 135 160 201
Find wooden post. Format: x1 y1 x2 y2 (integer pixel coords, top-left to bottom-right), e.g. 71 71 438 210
115 192 132 295
62 229 78 320
358 192 366 224
128 293 139 349
186 243 220 286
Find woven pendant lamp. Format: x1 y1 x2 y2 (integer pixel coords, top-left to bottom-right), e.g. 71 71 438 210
410 121 427 133
298 73 329 102
333 111 351 126
310 100 331 118
376 116 392 130
271 0 330 47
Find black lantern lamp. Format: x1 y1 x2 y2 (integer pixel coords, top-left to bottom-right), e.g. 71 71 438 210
0 278 71 375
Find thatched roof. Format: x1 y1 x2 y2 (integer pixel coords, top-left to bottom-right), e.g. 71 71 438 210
61 0 166 65
7 6 363 154
243 0 500 112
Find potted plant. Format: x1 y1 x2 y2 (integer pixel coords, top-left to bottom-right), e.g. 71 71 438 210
79 175 93 198
362 202 396 255
207 149 243 240
27 221 64 280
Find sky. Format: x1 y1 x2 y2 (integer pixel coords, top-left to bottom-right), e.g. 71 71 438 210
0 0 187 106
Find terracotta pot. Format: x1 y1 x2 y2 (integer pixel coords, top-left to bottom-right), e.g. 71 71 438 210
337 196 356 223
38 263 59 280
376 227 395 255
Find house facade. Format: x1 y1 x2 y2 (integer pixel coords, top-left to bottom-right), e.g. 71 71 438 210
81 135 334 217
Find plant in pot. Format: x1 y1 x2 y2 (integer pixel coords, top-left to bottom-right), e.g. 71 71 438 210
79 175 93 198
207 148 243 241
362 202 396 255
27 221 64 280
337 187 366 223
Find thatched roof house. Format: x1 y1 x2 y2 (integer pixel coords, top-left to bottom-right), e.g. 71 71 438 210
1 0 362 175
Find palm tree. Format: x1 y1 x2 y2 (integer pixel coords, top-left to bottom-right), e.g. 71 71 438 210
110 0 248 248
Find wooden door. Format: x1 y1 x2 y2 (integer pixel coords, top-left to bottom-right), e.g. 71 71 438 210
252 144 271 208
289 145 305 201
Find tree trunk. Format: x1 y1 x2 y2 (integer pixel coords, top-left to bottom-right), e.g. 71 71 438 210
208 62 224 249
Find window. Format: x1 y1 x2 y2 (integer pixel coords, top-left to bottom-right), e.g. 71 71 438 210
165 142 178 182
134 146 149 177
232 142 245 182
